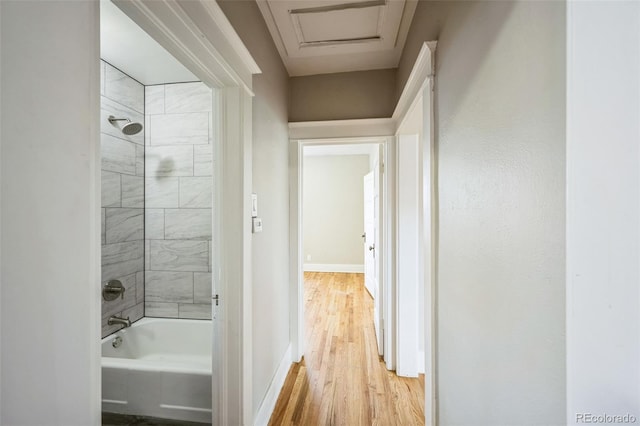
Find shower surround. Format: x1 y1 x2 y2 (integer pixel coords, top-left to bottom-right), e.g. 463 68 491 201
144 82 213 320
100 61 145 337
100 64 213 337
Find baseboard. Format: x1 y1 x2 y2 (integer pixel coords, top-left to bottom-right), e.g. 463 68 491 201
303 263 365 273
253 344 292 426
418 350 425 374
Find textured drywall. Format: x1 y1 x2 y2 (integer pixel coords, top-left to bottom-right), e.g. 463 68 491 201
217 1 291 421
401 1 566 423
289 68 396 122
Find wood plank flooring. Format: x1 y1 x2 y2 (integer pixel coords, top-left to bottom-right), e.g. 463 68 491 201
268 272 424 426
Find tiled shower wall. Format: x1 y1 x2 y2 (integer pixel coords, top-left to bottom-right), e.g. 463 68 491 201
100 61 145 337
144 82 213 320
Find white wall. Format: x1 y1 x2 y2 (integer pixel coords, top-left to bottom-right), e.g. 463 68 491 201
566 1 640 423
303 155 370 270
217 2 291 422
404 1 567 424
0 1 101 424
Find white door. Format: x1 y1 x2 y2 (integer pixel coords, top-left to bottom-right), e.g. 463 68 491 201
364 168 383 356
364 172 375 298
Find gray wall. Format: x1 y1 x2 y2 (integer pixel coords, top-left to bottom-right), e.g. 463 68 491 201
289 69 396 122
303 155 369 267
100 60 145 337
400 1 566 424
217 1 291 421
144 82 213 320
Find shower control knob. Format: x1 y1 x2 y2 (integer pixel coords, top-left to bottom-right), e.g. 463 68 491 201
103 280 125 301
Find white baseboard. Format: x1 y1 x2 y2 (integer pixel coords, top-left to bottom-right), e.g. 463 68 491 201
253 344 292 426
418 350 425 374
303 263 364 273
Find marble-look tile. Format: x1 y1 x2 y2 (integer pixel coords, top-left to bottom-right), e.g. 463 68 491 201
208 112 214 144
102 240 144 281
145 301 179 318
102 133 136 175
136 145 144 177
146 146 194 177
145 271 193 303
145 240 150 271
121 175 143 208
145 177 179 208
149 240 209 272
104 64 144 113
194 272 212 304
145 115 151 146
101 273 137 319
102 170 121 208
193 145 212 176
100 61 106 95
102 318 124 338
145 209 165 240
164 82 212 114
145 85 165 115
106 208 143 244
122 302 144 323
101 208 106 245
149 113 208 146
179 177 212 208
101 96 144 146
178 304 211 320
136 271 145 304
164 209 211 240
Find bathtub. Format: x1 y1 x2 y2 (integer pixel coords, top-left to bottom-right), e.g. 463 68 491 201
101 317 212 423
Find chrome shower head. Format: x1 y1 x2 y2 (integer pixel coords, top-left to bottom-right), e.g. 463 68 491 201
108 115 143 136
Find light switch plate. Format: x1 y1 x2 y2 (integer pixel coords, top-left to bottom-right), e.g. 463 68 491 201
251 193 258 217
252 217 263 233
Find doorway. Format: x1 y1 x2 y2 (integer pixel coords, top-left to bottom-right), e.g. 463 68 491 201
290 138 391 363
100 1 259 424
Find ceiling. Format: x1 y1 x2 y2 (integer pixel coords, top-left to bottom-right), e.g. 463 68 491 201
304 143 377 157
100 0 198 85
257 0 417 76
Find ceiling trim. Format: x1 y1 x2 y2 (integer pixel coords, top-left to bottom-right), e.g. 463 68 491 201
256 0 290 73
391 0 418 66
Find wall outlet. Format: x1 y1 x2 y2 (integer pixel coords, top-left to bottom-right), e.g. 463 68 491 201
306 254 311 261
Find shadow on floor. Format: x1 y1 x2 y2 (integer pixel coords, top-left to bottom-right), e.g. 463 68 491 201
102 412 210 426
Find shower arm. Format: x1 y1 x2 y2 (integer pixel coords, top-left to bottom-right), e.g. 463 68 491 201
108 116 131 123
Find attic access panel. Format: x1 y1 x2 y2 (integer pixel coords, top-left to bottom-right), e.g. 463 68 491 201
291 1 385 46
266 0 406 58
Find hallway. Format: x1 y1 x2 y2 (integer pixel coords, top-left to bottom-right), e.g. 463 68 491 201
269 272 424 425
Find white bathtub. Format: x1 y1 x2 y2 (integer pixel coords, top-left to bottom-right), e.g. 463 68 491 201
101 317 212 423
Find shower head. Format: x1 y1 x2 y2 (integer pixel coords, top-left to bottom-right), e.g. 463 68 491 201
108 115 144 136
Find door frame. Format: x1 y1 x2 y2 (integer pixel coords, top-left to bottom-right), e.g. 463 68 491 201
110 1 260 424
289 136 393 366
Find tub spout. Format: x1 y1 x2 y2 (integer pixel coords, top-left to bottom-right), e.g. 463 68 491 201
108 316 131 328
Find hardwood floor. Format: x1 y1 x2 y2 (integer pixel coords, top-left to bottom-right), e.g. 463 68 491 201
268 272 424 426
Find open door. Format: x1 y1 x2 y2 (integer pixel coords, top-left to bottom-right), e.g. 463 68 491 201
364 153 384 356
364 171 375 298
